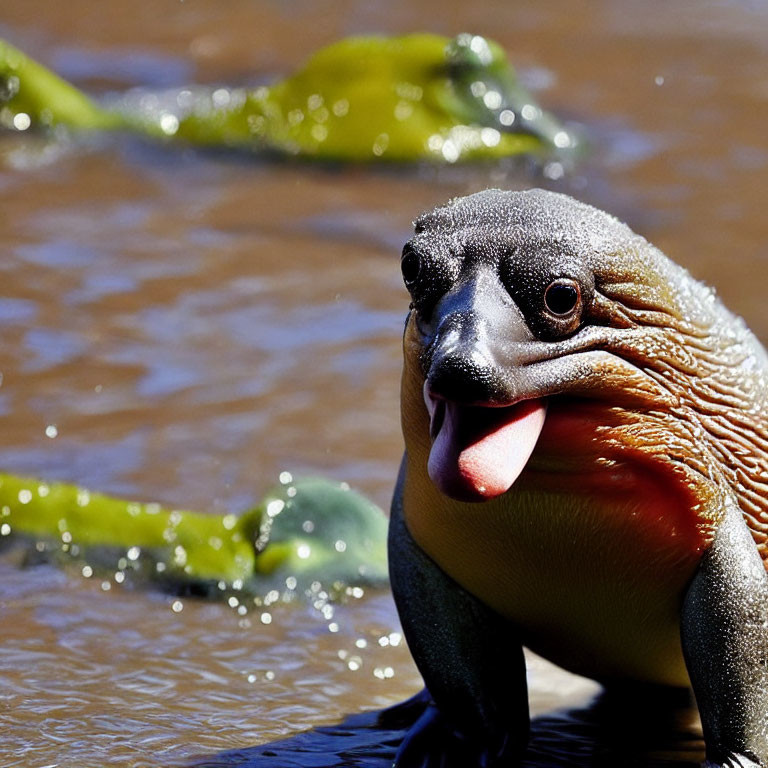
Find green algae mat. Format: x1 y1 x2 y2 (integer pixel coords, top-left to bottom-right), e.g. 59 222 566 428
0 33 576 163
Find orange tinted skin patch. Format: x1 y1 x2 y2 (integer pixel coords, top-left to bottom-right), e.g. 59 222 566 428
529 400 717 558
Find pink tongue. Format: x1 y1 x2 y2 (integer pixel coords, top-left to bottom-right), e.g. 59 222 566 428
426 395 547 502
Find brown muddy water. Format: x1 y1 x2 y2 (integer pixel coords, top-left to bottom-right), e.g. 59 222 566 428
1 2 767 766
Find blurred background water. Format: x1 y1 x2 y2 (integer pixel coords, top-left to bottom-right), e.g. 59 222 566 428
0 1 767 765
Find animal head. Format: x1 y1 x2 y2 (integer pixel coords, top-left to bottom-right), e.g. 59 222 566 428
400 189 763 502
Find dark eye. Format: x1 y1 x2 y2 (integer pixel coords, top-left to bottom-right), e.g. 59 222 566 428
401 248 421 288
544 279 581 316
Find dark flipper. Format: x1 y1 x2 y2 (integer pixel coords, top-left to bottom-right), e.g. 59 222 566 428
388 457 529 767
681 503 768 768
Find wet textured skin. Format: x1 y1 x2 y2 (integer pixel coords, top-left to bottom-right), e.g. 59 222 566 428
389 189 768 767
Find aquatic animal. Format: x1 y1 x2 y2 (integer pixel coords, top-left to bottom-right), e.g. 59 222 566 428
389 189 768 767
0 34 573 162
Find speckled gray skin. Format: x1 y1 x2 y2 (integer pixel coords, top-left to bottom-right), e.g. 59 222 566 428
389 189 768 767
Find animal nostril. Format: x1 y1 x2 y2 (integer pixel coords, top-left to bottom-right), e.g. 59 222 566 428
426 353 502 405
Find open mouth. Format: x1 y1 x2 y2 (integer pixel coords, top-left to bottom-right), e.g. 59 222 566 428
424 384 547 502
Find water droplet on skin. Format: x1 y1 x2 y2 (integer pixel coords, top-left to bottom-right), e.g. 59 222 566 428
260 612 272 625
159 113 179 135
372 133 389 157
394 101 413 121
480 127 501 147
12 112 31 131
222 514 237 530
469 35 493 65
441 140 459 163
127 546 141 561
427 134 443 153
332 98 349 117
247 114 266 136
264 589 279 605
171 600 183 613
212 88 230 108
173 545 187 566
312 106 329 124
482 91 502 110
45 424 58 438
470 80 487 97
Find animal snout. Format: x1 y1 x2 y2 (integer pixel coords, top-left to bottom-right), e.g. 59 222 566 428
425 346 506 404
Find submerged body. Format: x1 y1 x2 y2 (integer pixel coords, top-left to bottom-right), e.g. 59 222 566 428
0 473 388 591
390 189 768 767
0 34 573 163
